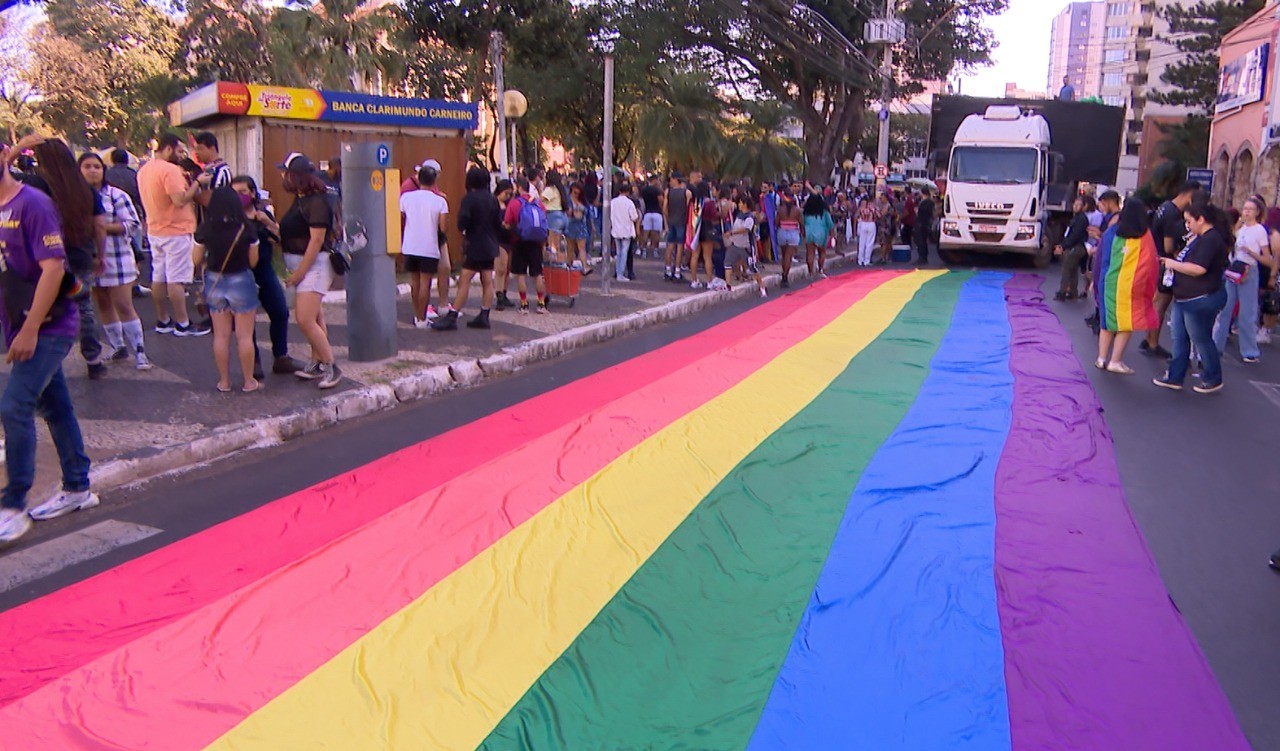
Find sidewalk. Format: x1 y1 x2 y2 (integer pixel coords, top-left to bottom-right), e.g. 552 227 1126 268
0 248 899 497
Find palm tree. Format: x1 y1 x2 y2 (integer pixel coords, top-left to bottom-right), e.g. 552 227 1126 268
634 69 726 173
269 0 405 93
718 100 803 182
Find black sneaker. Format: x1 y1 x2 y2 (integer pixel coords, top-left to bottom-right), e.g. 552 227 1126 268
154 319 174 334
466 310 491 329
1193 380 1224 394
495 293 512 311
1243 356 1260 364
780 277 790 289
174 321 210 337
108 346 130 362
536 302 549 314
87 361 107 380
518 303 530 315
430 310 459 330
1269 548 1280 571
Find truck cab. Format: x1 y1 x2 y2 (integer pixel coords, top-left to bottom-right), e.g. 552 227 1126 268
939 106 1055 266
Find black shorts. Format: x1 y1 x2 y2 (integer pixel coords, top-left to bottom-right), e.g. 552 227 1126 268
463 256 495 272
404 255 440 274
509 240 544 277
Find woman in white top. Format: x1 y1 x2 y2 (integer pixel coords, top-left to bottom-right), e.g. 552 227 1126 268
1212 196 1272 363
541 170 568 264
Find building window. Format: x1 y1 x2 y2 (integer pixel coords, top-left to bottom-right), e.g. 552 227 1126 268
1109 3 1130 16
1104 49 1126 63
1104 72 1123 88
1103 95 1124 106
1107 26 1128 39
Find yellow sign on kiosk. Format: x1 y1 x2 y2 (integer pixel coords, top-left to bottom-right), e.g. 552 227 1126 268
384 168 401 255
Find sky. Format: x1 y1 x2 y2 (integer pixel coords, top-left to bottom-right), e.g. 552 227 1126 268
963 0 1060 97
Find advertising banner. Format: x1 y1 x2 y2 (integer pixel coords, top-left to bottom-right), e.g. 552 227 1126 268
173 82 478 131
1216 43 1270 114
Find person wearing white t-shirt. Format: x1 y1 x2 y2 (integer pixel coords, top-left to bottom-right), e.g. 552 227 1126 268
1213 197 1272 363
609 183 640 281
400 164 450 327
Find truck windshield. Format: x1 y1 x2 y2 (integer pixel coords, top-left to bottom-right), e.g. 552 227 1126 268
949 147 1038 185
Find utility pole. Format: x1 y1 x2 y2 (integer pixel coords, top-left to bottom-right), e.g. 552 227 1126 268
491 31 508 179
601 49 615 295
869 0 904 191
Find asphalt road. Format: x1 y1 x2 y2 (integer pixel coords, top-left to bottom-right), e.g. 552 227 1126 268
1 265 1277 749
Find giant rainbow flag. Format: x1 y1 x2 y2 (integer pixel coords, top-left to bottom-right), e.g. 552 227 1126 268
0 271 1250 750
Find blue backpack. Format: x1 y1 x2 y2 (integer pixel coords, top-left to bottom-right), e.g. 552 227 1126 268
517 197 549 242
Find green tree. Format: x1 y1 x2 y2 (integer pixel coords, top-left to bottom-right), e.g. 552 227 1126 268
637 0 1007 181
174 0 274 86
635 69 726 173
718 100 803 182
1152 0 1267 111
0 12 47 144
269 0 406 92
38 0 178 146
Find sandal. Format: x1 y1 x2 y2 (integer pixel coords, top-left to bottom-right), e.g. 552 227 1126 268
1106 362 1135 375
216 383 232 393
1094 358 1106 370
242 379 261 393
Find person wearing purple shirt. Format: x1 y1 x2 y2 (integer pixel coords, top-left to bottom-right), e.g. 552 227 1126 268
0 151 96 545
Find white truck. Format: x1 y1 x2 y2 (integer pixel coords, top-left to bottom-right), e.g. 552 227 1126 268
927 96 1124 268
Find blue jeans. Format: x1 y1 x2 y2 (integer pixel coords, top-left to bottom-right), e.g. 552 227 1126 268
1 335 90 510
251 258 290 359
1168 288 1228 386
1213 270 1260 360
613 237 634 278
73 270 102 364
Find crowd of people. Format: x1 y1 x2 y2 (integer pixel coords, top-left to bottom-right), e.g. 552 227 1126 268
1054 180 1277 395
396 164 939 329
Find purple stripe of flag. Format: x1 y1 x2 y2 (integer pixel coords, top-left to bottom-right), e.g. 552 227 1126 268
996 275 1249 750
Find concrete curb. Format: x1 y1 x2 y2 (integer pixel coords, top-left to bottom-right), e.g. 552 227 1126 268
89 253 856 493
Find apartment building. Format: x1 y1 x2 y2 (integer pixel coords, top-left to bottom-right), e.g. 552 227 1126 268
1048 3 1106 99
1047 0 1198 191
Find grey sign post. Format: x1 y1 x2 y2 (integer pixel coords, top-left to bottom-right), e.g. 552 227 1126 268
340 141 399 362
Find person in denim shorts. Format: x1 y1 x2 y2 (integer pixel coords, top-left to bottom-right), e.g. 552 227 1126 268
194 188 262 393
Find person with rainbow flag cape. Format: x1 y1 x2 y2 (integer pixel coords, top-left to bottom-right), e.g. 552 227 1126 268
1094 198 1159 375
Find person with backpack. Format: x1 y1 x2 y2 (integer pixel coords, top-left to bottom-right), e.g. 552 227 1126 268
502 177 549 314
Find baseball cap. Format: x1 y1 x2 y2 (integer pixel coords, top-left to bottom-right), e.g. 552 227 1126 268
420 158 441 172
276 152 314 173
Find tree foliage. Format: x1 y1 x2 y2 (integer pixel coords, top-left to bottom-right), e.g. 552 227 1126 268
1152 0 1267 112
36 0 178 146
634 0 1006 180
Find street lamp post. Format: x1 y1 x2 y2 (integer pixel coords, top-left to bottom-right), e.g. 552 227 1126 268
594 30 618 296
491 31 508 179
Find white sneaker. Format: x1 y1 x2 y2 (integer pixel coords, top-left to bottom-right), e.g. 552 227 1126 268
135 351 154 371
28 490 99 521
614 275 631 282
0 508 31 544
424 306 439 321
1258 327 1272 345
759 288 768 298
690 280 704 290
413 318 431 329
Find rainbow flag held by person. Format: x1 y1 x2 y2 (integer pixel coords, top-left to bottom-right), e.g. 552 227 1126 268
0 272 1250 751
686 199 701 252
1098 226 1160 332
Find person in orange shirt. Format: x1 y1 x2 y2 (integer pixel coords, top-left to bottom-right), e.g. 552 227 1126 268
137 133 209 337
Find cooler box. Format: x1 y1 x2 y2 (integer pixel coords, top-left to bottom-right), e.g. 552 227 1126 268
544 264 582 303
891 246 911 263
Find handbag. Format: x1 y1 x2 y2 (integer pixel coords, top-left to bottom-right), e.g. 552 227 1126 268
1225 259 1250 284
327 246 350 276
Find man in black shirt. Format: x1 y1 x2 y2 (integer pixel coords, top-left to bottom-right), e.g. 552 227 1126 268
914 188 935 265
639 175 664 260
1140 181 1199 358
1054 196 1092 300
